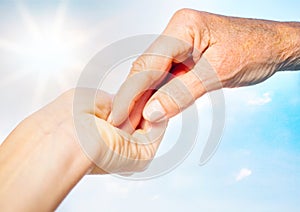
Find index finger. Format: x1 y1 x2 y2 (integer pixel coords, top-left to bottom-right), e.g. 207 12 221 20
111 35 192 126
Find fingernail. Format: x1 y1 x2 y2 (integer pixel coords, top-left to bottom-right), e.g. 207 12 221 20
143 99 167 122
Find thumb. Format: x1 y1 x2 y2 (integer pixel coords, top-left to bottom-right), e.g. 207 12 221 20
143 57 222 122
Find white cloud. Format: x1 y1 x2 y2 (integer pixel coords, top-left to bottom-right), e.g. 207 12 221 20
247 92 272 106
236 168 252 181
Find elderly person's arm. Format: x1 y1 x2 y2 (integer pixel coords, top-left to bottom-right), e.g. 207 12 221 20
111 9 300 125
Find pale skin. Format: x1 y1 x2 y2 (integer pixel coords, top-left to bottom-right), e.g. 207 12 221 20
0 88 166 211
0 9 300 211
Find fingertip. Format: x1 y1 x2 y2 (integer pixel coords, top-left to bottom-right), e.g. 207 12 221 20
109 111 125 126
143 99 167 122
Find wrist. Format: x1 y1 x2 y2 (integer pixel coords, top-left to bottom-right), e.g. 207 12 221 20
0 117 94 211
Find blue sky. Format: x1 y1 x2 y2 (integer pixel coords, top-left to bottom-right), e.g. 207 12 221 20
0 0 299 211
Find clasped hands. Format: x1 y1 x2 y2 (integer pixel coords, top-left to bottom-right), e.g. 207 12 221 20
15 9 300 176
1 9 299 212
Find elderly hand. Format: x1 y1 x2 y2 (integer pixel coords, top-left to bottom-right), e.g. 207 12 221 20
111 9 300 125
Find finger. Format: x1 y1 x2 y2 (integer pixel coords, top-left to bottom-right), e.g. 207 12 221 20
117 90 153 134
114 57 193 133
71 88 166 174
110 56 170 126
111 35 193 126
143 57 222 122
90 116 167 174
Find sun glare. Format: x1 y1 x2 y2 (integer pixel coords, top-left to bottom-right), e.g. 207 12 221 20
18 31 73 77
15 3 85 79
0 2 89 105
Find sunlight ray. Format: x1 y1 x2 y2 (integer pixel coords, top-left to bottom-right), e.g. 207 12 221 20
31 74 50 107
52 0 68 38
0 70 33 88
17 4 41 40
1 1 92 106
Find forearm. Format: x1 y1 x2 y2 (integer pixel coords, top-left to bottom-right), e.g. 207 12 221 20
0 117 93 211
277 21 300 71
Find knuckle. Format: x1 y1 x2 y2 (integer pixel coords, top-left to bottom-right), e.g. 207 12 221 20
167 9 201 52
131 56 148 74
173 8 200 23
131 55 164 73
173 8 194 18
130 57 159 83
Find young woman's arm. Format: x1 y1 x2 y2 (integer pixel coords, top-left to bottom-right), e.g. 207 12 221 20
0 88 166 211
